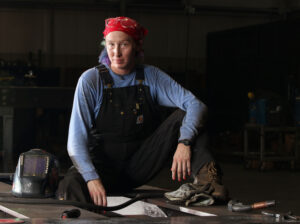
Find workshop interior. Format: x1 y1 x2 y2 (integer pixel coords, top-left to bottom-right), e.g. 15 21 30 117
1 0 300 223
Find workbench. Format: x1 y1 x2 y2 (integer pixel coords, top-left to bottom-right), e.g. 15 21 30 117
0 87 74 172
244 123 300 170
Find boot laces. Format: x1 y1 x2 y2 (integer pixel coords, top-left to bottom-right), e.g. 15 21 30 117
207 163 220 182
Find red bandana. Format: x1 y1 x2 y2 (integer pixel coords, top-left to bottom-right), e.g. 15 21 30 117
103 16 148 41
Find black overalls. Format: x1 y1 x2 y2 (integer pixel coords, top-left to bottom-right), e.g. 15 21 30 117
58 64 214 202
89 64 161 191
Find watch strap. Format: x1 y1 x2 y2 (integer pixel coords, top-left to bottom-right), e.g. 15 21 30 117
178 139 192 146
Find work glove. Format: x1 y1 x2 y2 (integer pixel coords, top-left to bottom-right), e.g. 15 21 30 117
164 183 214 206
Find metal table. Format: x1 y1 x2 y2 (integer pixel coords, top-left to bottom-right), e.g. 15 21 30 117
244 123 300 170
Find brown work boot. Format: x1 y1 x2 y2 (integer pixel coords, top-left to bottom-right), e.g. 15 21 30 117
193 162 229 202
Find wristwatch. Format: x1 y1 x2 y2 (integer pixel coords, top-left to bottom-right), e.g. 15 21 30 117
178 139 192 146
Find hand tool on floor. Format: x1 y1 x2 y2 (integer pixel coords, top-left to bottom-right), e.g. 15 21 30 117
262 210 299 221
61 209 81 219
228 200 275 212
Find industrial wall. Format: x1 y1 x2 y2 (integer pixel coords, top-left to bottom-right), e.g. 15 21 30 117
0 5 277 88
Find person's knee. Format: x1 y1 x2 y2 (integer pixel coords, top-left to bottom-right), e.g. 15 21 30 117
175 108 185 116
57 170 88 199
169 109 186 122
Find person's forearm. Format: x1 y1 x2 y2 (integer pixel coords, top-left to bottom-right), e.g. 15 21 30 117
69 154 99 182
179 99 207 141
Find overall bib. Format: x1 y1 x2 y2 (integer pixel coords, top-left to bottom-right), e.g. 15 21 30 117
89 64 161 191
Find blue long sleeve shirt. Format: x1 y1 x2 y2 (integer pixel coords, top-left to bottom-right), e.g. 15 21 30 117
68 64 207 182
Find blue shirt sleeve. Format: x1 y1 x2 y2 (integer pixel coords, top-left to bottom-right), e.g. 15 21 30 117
144 66 207 141
67 68 102 182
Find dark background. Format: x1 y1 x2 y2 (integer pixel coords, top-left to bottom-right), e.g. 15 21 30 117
0 0 300 169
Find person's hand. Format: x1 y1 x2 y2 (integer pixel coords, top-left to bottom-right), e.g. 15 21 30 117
171 143 191 181
87 179 107 206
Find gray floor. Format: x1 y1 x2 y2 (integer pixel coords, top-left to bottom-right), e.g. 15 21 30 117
147 161 300 216
1 159 299 223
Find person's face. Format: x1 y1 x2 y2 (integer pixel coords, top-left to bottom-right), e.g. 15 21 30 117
105 31 137 75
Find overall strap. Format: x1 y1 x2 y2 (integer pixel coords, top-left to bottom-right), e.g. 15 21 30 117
136 65 144 85
135 65 145 107
96 64 113 88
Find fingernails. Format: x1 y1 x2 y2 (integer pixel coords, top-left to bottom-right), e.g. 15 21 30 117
178 179 181 182
183 177 186 180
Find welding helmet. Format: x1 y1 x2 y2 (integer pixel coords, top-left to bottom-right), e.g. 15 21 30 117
12 148 59 198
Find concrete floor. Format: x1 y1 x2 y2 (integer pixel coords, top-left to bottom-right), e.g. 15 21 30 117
1 148 299 219
222 162 300 215
1 159 299 223
147 161 300 216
